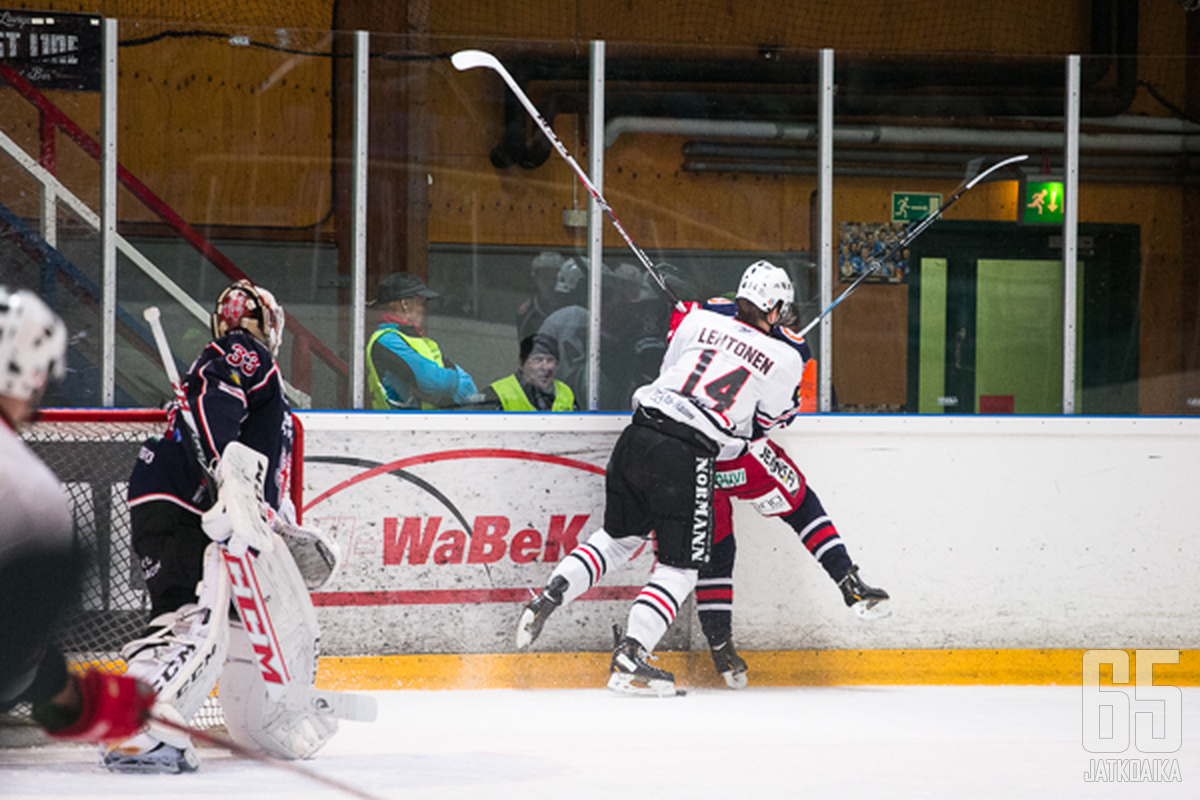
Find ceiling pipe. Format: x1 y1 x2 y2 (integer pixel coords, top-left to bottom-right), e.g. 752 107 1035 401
682 160 1196 185
603 120 1200 153
488 0 1139 169
682 141 1200 172
679 142 1200 184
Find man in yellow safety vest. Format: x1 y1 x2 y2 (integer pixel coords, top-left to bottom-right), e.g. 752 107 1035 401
366 273 480 410
482 333 576 412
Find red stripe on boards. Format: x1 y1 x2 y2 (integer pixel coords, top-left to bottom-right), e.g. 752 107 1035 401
312 584 640 607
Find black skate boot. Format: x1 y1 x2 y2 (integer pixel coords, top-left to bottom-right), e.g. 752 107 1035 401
710 639 748 689
838 564 890 619
515 575 568 649
607 625 679 697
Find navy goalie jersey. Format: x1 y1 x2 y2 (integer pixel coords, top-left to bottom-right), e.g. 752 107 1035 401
128 329 294 515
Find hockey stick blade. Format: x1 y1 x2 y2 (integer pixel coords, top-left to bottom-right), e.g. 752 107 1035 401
148 713 387 800
450 48 502 73
292 687 379 723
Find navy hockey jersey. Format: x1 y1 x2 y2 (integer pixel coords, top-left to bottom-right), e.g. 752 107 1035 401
128 330 293 515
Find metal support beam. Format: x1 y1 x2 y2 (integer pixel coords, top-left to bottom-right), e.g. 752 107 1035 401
1063 55 1080 414
818 49 834 413
586 41 606 411
351 31 369 409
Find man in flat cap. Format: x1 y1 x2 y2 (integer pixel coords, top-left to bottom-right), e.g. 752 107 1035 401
481 333 576 412
366 273 480 409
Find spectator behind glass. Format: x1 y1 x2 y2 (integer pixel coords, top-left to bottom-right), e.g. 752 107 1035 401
538 257 592 404
481 334 577 412
366 272 481 409
515 251 565 343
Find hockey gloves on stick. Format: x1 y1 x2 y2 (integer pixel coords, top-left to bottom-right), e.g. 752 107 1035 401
33 669 156 743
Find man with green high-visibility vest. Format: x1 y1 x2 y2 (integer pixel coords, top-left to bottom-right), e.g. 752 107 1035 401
366 273 480 410
480 333 576 412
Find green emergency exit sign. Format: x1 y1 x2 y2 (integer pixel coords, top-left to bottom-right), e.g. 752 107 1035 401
1021 178 1065 224
891 192 941 223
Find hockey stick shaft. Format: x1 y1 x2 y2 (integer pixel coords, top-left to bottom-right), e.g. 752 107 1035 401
452 49 684 311
143 306 216 502
796 153 1029 338
148 713 386 800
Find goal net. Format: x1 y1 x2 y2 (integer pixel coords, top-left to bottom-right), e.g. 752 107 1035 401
6 407 305 732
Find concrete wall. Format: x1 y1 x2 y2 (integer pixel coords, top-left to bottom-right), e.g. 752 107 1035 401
298 412 1200 656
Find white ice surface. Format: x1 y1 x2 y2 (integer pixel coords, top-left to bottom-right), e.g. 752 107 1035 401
1 685 1197 799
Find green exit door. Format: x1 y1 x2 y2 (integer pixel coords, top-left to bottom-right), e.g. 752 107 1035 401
907 221 1139 415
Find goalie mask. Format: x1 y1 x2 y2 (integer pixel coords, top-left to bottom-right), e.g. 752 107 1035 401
212 280 285 356
0 286 67 403
737 260 795 316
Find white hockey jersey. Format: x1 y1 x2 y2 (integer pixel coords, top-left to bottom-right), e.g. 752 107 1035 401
632 307 803 459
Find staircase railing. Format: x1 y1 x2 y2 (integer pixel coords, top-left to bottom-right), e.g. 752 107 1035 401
0 62 348 398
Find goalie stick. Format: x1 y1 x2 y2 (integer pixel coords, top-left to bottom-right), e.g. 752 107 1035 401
451 48 685 312
143 306 216 503
795 153 1030 337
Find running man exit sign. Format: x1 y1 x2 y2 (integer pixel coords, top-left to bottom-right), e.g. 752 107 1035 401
1020 176 1065 225
891 192 941 223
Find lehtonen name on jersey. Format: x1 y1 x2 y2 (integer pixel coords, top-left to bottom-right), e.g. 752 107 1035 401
695 327 776 375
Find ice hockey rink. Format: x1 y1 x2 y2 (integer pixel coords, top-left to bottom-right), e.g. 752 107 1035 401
2 684 1197 799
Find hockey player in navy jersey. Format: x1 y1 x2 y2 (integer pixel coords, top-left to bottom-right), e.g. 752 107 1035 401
691 300 889 689
516 260 804 696
104 279 327 773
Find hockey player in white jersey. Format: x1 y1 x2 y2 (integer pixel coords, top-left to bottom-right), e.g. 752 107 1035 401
0 287 158 743
516 260 803 695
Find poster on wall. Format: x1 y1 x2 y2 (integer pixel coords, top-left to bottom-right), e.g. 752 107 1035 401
838 221 909 284
0 10 101 91
298 415 662 655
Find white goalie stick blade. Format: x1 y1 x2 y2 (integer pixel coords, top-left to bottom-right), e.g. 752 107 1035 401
292 687 379 723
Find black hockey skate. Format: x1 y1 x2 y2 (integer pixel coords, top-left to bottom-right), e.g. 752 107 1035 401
515 575 568 649
710 639 748 689
838 564 890 620
607 625 679 697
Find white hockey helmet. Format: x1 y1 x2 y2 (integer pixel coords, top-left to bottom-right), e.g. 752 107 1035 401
555 257 586 294
736 260 794 314
0 287 67 402
211 280 285 356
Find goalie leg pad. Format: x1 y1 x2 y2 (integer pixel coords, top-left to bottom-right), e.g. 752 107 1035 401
120 542 229 722
105 543 229 770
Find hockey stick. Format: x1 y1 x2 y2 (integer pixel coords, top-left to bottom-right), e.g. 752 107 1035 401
148 712 386 800
451 49 685 312
795 153 1030 338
